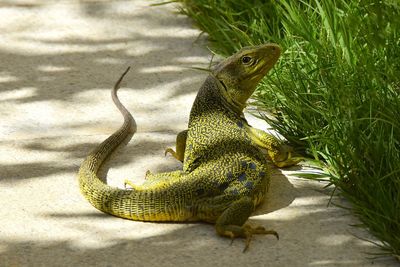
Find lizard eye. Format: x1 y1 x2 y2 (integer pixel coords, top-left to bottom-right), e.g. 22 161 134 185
241 56 252 64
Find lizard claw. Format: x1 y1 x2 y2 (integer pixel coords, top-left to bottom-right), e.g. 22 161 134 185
165 147 184 162
165 147 175 157
124 179 135 189
242 224 279 253
145 170 153 180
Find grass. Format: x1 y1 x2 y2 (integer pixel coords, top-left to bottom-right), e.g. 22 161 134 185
173 0 400 260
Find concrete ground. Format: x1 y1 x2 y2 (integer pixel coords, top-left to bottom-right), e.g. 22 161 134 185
0 1 398 266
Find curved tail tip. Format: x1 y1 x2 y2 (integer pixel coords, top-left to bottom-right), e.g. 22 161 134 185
123 66 131 75
113 66 131 91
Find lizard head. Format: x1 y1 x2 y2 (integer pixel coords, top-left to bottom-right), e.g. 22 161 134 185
212 43 281 111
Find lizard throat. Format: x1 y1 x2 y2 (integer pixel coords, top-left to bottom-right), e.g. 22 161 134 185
217 78 246 114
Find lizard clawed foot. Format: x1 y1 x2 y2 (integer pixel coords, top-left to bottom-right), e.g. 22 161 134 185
218 224 278 253
274 153 304 168
164 147 175 157
242 224 279 252
165 147 184 162
124 179 135 189
124 179 142 190
269 145 303 168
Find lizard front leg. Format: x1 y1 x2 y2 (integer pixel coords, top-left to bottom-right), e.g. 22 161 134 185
165 129 188 162
215 196 278 252
245 125 302 167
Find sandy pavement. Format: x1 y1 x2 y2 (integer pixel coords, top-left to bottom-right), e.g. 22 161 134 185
0 1 397 266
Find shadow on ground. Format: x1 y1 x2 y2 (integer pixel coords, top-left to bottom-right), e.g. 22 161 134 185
0 0 210 179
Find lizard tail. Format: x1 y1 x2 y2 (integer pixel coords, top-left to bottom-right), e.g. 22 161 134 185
78 67 138 217
78 67 193 222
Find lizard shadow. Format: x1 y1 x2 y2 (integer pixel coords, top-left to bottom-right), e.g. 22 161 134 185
253 165 296 216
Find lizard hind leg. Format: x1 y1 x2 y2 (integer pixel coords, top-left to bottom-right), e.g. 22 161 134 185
125 170 185 190
215 197 278 252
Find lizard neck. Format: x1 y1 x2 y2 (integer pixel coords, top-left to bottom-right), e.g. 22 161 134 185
211 74 246 116
189 75 244 129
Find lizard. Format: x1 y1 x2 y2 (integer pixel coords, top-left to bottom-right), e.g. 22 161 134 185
78 43 301 251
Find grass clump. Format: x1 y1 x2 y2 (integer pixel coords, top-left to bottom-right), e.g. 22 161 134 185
175 0 400 259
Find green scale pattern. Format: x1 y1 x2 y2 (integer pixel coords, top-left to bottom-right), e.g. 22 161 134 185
183 75 270 222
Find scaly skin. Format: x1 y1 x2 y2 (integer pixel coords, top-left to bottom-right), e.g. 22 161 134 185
78 44 300 251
